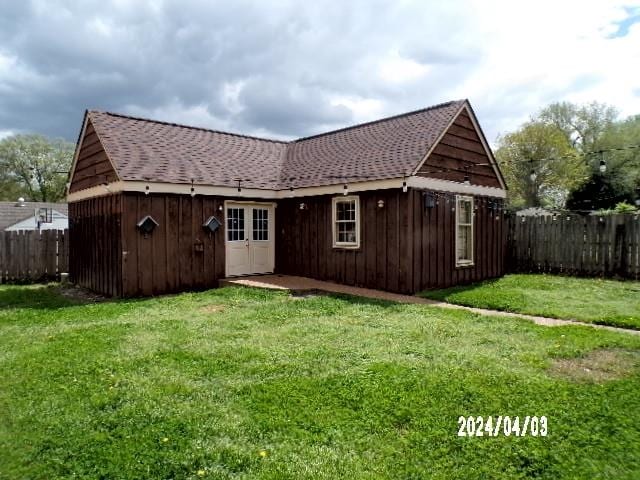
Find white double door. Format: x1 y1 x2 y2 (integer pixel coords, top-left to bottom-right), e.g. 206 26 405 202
225 202 275 276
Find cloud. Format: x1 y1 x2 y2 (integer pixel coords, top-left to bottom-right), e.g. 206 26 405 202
0 130 14 140
0 0 639 146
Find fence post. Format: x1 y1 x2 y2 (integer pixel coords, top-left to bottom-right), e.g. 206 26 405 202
614 217 627 277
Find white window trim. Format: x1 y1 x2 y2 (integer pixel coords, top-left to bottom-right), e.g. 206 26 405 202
455 195 474 267
332 195 361 249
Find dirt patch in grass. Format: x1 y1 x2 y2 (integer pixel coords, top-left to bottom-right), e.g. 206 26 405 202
550 349 639 383
199 304 225 314
58 284 108 303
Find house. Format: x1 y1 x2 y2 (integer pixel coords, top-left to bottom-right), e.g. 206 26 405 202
0 200 68 231
67 99 507 297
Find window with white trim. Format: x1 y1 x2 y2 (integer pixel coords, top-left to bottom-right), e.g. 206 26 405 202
332 196 360 248
456 196 474 266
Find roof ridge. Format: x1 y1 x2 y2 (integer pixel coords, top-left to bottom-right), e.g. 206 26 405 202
293 99 466 143
88 99 465 146
89 110 292 145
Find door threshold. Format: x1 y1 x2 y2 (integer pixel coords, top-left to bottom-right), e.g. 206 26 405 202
223 272 275 279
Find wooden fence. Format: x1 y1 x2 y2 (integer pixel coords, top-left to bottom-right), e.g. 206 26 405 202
506 214 640 279
0 229 69 283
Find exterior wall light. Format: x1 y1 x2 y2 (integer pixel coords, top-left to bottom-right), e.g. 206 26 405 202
377 199 385 208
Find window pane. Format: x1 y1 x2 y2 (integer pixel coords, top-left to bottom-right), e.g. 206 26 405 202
337 202 346 221
337 221 355 243
457 225 472 261
227 208 245 241
337 200 355 221
252 208 269 241
458 200 471 224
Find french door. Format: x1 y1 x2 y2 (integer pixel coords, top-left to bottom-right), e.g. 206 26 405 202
225 202 275 276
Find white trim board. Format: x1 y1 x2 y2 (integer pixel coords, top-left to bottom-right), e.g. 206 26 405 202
406 177 506 198
67 176 506 203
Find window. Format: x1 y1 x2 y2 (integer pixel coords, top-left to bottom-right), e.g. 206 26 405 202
456 196 474 266
227 207 245 241
332 196 360 248
252 208 269 241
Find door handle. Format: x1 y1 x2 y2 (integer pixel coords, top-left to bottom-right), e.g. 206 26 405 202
245 238 249 247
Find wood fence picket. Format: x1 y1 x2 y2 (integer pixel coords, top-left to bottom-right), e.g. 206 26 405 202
506 214 640 279
0 229 69 283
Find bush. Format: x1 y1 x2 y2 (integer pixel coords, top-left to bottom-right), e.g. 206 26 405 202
613 201 638 214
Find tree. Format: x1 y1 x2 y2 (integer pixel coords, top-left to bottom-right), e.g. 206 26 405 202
495 121 588 208
566 114 640 210
0 134 74 202
538 101 618 153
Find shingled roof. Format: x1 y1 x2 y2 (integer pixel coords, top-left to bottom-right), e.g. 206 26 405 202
84 100 467 190
0 201 68 230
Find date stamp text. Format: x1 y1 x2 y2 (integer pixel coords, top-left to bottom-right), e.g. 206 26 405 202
457 416 548 437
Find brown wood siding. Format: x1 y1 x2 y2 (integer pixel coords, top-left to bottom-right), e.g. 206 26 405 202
69 120 118 193
71 189 504 298
69 194 122 296
120 192 225 297
276 189 505 294
417 110 501 188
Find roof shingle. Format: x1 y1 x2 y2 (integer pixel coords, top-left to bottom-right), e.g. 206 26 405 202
0 201 68 230
86 100 466 190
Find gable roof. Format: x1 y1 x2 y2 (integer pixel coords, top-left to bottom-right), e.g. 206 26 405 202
283 100 465 188
5 209 68 231
0 201 68 230
79 100 473 191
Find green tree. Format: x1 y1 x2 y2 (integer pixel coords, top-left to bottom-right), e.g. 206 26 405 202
538 101 618 153
567 114 640 210
0 134 74 202
495 121 588 208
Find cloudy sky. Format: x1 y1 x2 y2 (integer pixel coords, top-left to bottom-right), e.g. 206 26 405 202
0 0 639 145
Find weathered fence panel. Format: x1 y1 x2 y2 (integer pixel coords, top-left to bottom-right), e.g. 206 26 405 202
0 229 69 283
506 214 640 279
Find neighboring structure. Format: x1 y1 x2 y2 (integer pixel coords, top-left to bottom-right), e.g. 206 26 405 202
67 99 507 297
515 207 556 217
0 200 68 231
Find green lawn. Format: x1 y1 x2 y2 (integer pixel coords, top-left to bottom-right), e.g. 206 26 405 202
419 274 640 330
2 284 640 479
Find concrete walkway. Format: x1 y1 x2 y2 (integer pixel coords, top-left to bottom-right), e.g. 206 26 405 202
220 274 640 336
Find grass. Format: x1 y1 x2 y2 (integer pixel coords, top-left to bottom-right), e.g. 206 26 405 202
419 274 640 330
1 283 640 479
